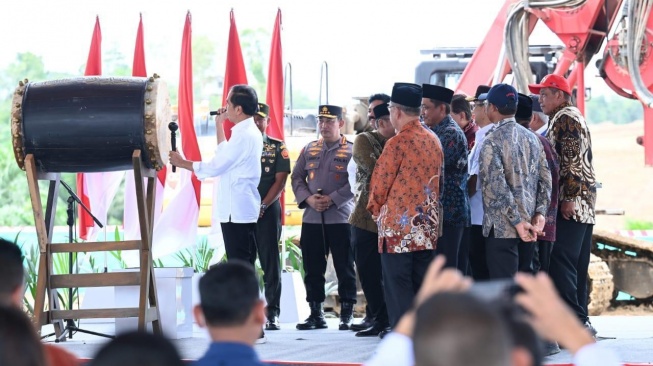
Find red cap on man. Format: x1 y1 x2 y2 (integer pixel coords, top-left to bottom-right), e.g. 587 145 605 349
528 74 572 95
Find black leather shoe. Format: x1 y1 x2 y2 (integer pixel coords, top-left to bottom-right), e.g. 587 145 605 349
378 328 391 339
265 315 280 331
338 302 355 331
355 322 389 337
350 316 374 331
296 302 328 330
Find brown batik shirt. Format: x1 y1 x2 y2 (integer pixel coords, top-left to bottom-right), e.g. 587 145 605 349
546 103 597 224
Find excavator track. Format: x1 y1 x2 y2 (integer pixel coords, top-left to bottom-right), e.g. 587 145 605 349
590 229 653 314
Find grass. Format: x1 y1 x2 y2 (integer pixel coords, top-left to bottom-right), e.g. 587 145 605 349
625 219 653 230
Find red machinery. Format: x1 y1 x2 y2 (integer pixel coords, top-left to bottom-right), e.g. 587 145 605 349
454 0 653 166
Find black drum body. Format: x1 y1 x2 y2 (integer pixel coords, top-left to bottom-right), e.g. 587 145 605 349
11 76 170 173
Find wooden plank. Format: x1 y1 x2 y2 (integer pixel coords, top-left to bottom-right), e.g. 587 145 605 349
145 164 161 333
50 240 141 253
25 155 48 330
25 155 49 254
50 307 159 321
50 273 141 288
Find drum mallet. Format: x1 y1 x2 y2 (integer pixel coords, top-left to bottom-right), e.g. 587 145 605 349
168 121 179 172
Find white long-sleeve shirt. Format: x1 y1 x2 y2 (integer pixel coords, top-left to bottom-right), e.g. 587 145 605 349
193 118 263 223
468 123 494 226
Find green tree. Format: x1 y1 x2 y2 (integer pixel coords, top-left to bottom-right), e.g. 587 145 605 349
586 94 643 124
192 35 221 104
240 28 270 97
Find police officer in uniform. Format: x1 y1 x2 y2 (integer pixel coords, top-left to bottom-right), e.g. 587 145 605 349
291 105 357 331
251 103 291 331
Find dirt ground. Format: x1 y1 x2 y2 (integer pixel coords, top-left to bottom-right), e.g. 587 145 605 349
603 303 653 316
590 121 653 230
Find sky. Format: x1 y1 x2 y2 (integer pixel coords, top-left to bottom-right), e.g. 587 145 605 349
0 0 615 107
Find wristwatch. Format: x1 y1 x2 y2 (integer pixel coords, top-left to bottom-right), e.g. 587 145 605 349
260 203 268 211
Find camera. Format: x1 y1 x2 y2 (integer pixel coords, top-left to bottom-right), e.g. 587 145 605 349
467 279 524 302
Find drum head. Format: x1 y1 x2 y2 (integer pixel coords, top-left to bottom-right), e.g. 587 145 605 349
144 76 172 170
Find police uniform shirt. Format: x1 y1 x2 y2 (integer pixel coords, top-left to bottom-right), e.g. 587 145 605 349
258 134 291 198
291 135 354 224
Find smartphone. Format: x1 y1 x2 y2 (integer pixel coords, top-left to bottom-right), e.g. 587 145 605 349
468 279 523 302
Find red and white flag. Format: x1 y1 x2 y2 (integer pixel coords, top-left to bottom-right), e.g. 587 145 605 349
139 11 201 261
123 14 166 247
221 9 249 140
265 9 286 224
77 16 124 241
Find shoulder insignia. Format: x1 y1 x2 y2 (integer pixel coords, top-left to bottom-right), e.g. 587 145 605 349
281 148 290 159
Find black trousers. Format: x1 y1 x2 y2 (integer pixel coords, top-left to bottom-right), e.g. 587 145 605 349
300 223 357 304
468 225 490 280
381 247 435 327
518 240 536 274
458 226 472 275
435 225 465 269
221 221 257 263
533 240 554 273
549 215 593 322
352 226 388 326
485 229 519 279
251 200 282 317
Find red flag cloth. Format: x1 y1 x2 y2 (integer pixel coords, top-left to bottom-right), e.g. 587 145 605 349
131 13 167 186
179 11 202 206
77 16 102 240
221 9 249 140
265 9 286 224
265 9 284 141
132 14 147 77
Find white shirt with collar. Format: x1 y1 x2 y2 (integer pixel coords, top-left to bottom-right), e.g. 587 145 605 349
468 123 495 226
536 124 547 136
347 158 357 197
193 117 263 223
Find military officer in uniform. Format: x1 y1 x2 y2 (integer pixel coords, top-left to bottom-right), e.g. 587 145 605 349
251 103 291 331
291 105 357 331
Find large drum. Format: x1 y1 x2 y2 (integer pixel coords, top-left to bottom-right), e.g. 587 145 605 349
10 75 171 173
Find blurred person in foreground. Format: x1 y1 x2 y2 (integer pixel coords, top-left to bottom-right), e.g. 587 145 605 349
0 238 79 366
363 255 621 366
193 261 268 366
89 331 183 366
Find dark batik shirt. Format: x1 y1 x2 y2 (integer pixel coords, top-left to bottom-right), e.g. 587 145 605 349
545 103 597 224
430 115 471 227
479 118 552 238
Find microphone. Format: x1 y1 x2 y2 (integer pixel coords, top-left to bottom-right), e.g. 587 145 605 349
168 121 178 172
209 107 226 116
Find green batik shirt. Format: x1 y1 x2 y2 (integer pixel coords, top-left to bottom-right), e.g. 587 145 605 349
258 134 291 199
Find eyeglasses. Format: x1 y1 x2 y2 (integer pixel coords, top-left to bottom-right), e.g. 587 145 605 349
387 105 396 110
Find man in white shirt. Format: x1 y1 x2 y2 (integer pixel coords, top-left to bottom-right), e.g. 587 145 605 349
466 88 493 280
170 84 263 263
